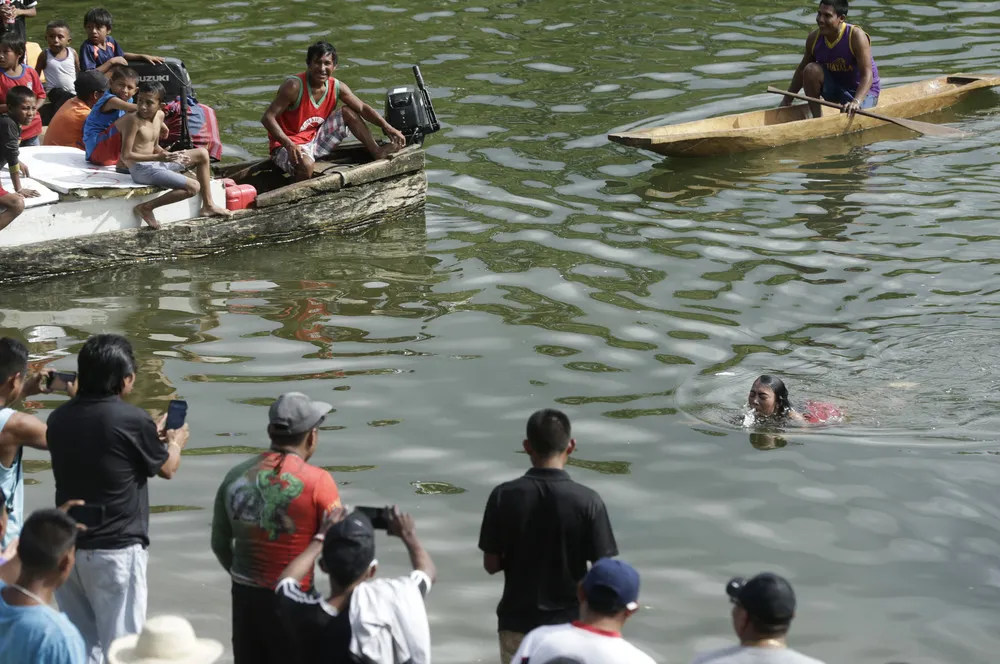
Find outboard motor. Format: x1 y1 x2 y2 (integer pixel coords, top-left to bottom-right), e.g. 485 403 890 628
385 66 440 146
127 57 192 100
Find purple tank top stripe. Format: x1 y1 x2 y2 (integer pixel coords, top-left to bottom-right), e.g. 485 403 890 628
813 24 880 96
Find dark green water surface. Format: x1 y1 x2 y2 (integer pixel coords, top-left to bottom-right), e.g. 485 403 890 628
5 1 1000 662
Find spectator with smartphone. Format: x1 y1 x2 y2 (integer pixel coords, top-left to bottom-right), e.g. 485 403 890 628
275 506 435 664
0 507 86 664
211 392 343 664
479 409 619 664
0 337 65 551
46 334 189 664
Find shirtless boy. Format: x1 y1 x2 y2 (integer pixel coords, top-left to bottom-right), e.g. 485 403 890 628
117 81 230 229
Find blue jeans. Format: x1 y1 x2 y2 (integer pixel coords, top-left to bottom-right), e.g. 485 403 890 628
822 71 878 108
19 135 39 147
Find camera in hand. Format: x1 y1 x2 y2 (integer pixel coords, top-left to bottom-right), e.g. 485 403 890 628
68 504 105 528
355 505 390 530
165 399 188 430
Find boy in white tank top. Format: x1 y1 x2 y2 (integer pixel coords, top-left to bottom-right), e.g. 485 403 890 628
35 19 79 123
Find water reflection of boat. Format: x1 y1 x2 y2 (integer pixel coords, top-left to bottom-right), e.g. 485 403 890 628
609 73 1000 157
0 144 426 287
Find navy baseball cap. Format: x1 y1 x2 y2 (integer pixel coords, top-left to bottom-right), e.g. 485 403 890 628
582 558 640 612
726 572 796 624
322 510 376 587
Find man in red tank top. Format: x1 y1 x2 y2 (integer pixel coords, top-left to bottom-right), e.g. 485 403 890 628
261 41 406 181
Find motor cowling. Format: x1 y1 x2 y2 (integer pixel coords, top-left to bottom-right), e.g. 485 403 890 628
385 66 440 145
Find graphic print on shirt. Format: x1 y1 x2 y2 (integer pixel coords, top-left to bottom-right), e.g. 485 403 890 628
227 469 305 540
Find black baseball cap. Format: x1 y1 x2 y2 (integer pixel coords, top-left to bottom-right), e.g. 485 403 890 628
322 510 376 587
726 572 796 624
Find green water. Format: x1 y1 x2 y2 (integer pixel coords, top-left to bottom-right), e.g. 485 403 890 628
5 1 1000 662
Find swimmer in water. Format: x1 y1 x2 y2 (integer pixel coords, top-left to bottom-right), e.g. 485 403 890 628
746 374 843 425
747 375 805 422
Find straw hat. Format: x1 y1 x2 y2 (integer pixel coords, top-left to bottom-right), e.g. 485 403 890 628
108 615 224 664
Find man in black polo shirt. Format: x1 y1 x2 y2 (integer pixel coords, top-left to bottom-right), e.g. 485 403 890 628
479 408 618 664
47 334 189 663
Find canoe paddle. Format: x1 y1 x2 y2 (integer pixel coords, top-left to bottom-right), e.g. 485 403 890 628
765 86 967 138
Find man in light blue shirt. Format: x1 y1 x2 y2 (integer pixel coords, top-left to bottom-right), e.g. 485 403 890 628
0 508 86 664
0 337 59 549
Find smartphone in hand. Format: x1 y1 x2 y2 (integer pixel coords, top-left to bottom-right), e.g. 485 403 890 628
355 505 390 530
46 371 77 392
164 400 188 431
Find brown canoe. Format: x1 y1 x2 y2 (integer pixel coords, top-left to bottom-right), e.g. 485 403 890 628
608 73 1000 158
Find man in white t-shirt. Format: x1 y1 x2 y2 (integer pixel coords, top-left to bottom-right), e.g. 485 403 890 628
690 572 826 664
511 558 657 664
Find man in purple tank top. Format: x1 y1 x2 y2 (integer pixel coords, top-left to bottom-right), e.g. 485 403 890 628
779 0 880 119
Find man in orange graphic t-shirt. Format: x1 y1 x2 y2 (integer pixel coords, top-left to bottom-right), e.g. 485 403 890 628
211 392 342 664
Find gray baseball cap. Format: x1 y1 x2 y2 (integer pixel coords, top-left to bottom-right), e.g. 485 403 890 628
268 392 333 436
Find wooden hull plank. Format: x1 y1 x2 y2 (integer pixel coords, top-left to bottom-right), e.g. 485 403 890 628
0 171 427 285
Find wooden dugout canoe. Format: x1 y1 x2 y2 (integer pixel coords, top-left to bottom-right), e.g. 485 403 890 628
0 144 426 286
608 73 1000 158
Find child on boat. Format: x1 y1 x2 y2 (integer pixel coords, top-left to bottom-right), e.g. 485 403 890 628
746 374 842 425
0 86 40 232
79 7 162 74
0 33 43 146
35 20 80 123
82 65 136 164
117 81 231 229
44 69 106 149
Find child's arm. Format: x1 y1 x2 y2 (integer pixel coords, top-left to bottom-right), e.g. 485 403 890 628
30 69 45 101
122 51 164 65
73 49 80 74
103 96 137 113
34 49 47 73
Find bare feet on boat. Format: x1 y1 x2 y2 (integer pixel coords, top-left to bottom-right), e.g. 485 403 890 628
372 142 402 160
202 204 234 218
134 203 160 230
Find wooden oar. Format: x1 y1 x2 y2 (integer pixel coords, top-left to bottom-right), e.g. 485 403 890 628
766 86 967 138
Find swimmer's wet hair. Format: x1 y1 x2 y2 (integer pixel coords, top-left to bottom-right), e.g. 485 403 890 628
307 40 337 66
755 375 792 416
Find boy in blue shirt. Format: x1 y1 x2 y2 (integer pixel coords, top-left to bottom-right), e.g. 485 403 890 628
82 65 137 165
0 508 86 664
79 7 161 74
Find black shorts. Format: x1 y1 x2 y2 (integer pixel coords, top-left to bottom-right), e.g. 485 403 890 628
231 583 294 664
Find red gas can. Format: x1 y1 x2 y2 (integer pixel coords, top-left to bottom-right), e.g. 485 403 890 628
225 184 257 211
221 178 237 188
